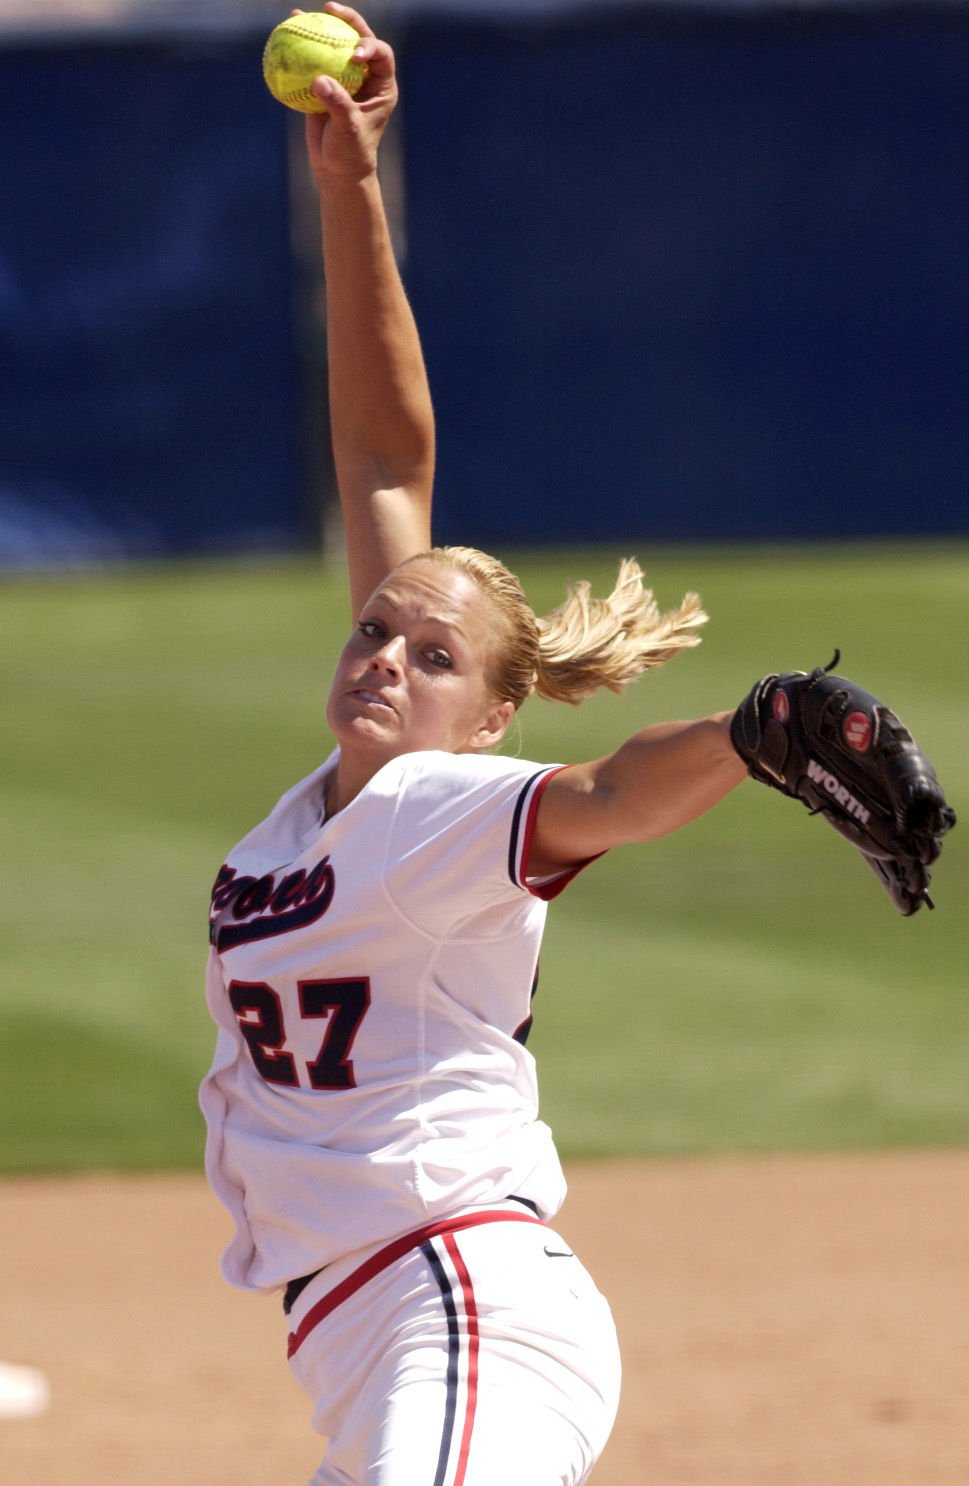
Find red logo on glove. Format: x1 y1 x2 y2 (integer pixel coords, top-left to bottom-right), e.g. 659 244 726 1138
843 711 872 752
772 691 790 724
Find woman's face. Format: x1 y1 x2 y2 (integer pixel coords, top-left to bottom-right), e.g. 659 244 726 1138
326 561 512 768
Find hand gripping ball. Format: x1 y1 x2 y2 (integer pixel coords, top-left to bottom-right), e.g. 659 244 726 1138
263 12 367 114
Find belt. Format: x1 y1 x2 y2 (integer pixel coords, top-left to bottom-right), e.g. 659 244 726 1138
283 1266 323 1316
281 1195 541 1315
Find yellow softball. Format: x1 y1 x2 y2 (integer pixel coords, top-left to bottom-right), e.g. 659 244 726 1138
262 12 367 114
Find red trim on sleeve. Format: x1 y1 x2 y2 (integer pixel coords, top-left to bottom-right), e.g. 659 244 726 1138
518 766 605 901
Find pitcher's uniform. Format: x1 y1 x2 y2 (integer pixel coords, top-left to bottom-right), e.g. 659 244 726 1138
200 749 620 1486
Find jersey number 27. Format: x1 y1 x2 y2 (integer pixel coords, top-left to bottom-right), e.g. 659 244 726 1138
227 978 371 1091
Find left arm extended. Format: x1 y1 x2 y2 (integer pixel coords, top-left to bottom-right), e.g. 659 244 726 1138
527 712 746 877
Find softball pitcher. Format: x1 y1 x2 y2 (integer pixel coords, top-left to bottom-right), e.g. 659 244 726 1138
200 11 739 1481
201 7 953 1484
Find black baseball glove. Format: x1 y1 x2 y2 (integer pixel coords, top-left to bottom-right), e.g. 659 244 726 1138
730 653 956 915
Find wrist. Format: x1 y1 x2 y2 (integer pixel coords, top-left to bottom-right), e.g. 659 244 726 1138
315 164 382 203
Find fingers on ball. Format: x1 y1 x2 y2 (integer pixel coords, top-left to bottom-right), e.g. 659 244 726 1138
325 3 376 40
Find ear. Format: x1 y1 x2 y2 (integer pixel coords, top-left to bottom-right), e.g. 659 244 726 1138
467 699 516 752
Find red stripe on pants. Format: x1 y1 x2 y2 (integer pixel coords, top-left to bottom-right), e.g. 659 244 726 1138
443 1231 480 1486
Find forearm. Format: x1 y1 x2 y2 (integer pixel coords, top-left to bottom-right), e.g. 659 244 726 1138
531 712 746 874
594 713 746 843
319 172 434 509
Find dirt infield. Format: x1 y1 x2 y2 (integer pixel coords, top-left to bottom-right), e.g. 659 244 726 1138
3 1151 968 1484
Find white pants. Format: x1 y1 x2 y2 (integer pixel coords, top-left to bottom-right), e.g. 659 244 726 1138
285 1204 622 1486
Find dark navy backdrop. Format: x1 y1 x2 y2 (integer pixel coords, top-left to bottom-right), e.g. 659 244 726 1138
0 39 300 563
2 9 967 563
399 8 969 546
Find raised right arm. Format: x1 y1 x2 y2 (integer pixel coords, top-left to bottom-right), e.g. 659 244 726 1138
304 4 434 619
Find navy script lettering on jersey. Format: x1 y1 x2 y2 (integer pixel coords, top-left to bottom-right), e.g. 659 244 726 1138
210 860 336 952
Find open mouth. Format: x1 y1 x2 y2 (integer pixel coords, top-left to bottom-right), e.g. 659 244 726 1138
352 688 395 710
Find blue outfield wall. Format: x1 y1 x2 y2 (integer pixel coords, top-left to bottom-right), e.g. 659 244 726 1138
3 9 968 564
398 6 969 547
0 39 301 565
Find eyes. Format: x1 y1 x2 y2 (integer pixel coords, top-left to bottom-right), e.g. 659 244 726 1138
357 618 454 670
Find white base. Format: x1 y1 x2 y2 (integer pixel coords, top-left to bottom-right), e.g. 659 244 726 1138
0 1361 50 1420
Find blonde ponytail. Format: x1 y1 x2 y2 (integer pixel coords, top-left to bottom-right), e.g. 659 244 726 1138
534 557 707 704
402 548 706 710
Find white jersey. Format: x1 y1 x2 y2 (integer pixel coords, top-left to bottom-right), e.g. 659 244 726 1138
200 748 589 1294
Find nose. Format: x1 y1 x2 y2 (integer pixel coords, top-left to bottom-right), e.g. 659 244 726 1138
369 633 406 676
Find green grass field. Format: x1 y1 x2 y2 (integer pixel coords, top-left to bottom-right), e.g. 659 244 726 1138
2 540 966 1172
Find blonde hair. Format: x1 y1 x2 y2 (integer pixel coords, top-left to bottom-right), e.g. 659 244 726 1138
402 546 707 708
